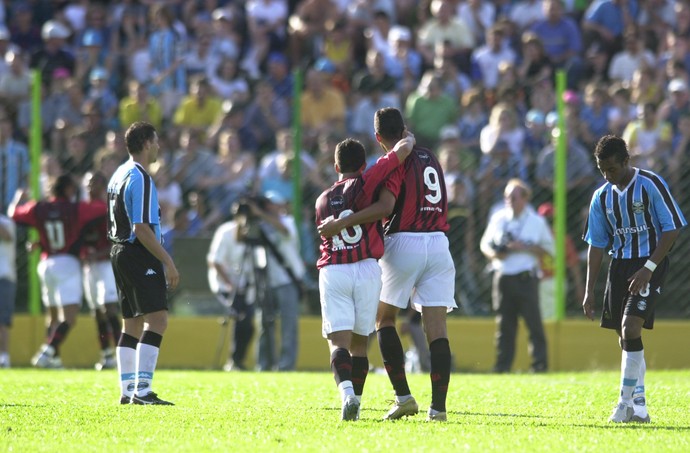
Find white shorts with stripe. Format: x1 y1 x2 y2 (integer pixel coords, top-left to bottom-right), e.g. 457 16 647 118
37 254 83 307
380 232 457 312
319 258 382 337
83 260 119 309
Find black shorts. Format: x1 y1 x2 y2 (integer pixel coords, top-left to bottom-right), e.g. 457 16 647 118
110 242 168 319
601 257 669 330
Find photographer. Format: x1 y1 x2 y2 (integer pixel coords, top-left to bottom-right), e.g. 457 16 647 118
480 179 555 373
207 199 260 371
253 191 305 372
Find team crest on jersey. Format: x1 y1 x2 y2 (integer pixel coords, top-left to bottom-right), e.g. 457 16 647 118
330 195 345 209
632 201 645 214
637 300 647 311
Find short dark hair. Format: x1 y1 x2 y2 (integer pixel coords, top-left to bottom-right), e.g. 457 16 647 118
374 107 405 142
52 173 75 198
594 135 629 163
335 138 366 173
125 121 156 155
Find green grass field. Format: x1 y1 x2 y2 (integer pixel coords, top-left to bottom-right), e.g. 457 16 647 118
1 369 689 452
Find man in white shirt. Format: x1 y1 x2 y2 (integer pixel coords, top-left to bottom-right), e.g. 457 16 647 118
480 178 554 373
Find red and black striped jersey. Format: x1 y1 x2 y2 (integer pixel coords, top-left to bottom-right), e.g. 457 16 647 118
12 198 106 258
383 146 449 234
315 151 400 269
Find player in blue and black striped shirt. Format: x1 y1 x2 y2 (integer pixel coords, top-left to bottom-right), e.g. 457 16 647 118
582 135 687 424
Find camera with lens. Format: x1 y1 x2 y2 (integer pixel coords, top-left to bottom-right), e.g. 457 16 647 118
232 195 269 245
492 232 514 254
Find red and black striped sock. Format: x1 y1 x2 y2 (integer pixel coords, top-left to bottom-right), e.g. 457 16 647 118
330 348 352 385
48 322 71 355
429 338 451 412
377 326 411 396
351 356 369 396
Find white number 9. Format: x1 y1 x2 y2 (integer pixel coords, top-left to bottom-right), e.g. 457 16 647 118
424 167 442 204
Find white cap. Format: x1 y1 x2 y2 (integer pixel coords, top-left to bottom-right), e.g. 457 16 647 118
264 190 287 205
41 20 70 40
668 78 688 93
212 8 233 21
439 125 460 140
388 26 411 43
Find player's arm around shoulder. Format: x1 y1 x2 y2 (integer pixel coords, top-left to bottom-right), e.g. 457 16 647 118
391 130 416 163
133 223 179 290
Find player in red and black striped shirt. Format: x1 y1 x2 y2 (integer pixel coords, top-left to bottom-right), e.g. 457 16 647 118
318 107 456 422
315 132 415 421
10 174 106 367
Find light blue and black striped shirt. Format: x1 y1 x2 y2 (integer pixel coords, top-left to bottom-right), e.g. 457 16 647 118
0 140 30 215
107 159 162 244
583 168 687 259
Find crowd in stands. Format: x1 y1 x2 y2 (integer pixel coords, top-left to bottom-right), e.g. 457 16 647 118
2 0 690 313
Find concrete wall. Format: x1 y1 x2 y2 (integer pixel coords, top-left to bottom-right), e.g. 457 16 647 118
10 315 690 371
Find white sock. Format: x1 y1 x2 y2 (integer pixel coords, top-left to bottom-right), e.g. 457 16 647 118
396 394 412 404
117 346 136 397
620 350 643 402
338 381 355 402
134 342 160 397
634 354 646 399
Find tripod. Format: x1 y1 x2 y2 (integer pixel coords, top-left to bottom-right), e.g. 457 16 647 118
213 237 271 370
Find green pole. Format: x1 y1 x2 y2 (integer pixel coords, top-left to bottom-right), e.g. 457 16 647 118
28 70 42 315
554 71 567 322
291 68 303 230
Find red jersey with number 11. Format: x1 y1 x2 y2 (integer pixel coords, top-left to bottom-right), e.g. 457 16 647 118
315 152 400 269
12 198 107 258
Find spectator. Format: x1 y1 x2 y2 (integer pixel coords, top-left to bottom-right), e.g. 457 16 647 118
0 113 29 215
207 57 251 103
608 30 655 83
30 20 75 86
471 25 517 90
198 129 257 227
170 129 217 196
243 79 291 153
255 191 305 372
530 0 583 89
480 102 526 164
457 0 496 46
509 0 546 31
622 102 672 173
480 178 554 373
404 71 458 148
148 3 187 119
0 50 31 112
416 0 475 72
384 25 423 97
581 0 639 58
9 4 42 53
119 80 163 131
265 52 293 102
243 0 288 78
0 213 15 367
172 76 222 140
300 67 346 151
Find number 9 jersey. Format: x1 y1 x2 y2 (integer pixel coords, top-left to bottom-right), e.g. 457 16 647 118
315 151 401 269
383 146 449 234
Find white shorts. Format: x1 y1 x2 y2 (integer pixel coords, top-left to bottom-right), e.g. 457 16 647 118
380 232 457 312
37 254 83 307
83 260 119 309
319 258 382 337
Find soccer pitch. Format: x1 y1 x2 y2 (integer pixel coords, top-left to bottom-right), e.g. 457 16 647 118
1 369 689 452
